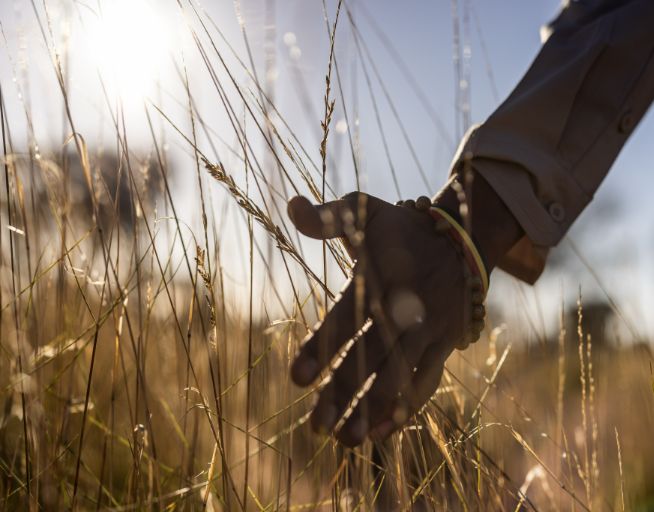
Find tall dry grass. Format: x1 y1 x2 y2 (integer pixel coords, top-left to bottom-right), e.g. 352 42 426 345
1 1 653 510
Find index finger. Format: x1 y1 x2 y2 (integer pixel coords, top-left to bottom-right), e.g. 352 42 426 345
291 273 371 386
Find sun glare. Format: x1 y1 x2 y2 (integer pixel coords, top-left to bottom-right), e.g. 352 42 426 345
85 0 177 104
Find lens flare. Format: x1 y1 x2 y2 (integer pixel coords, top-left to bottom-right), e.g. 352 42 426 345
85 0 175 104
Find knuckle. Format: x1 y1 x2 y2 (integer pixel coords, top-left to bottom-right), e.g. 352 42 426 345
340 191 364 203
340 191 383 215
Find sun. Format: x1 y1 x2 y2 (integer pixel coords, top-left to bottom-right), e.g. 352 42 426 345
83 0 178 105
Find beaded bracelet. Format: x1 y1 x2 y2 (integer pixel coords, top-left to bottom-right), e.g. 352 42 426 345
428 207 489 294
396 195 489 349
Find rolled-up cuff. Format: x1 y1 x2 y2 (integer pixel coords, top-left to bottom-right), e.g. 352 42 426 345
450 125 591 283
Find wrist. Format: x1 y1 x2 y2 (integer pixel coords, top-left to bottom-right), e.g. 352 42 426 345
433 170 523 270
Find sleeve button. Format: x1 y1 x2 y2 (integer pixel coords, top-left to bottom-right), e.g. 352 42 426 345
548 202 565 222
618 109 634 134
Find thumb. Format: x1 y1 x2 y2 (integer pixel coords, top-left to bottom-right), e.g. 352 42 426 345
287 195 356 240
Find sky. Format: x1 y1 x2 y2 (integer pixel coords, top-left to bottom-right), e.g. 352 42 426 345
0 0 652 341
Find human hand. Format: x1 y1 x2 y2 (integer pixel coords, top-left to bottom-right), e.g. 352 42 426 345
287 191 489 447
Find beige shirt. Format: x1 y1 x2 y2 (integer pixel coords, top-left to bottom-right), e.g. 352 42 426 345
451 0 654 284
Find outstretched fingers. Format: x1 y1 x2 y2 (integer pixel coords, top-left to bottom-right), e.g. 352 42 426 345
335 326 438 446
309 323 393 434
291 275 371 386
368 342 450 441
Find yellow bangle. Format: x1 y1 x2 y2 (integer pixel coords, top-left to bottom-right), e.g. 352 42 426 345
429 207 489 295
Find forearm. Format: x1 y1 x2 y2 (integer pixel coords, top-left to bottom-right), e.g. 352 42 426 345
451 0 654 282
434 170 524 272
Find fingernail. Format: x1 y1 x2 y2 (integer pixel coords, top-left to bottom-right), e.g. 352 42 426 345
370 420 395 441
292 357 318 385
392 403 410 426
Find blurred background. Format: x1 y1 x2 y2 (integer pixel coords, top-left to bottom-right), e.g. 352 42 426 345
2 0 652 339
0 0 654 339
0 0 652 510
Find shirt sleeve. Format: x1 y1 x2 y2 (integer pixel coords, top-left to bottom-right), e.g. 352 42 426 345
450 0 654 284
